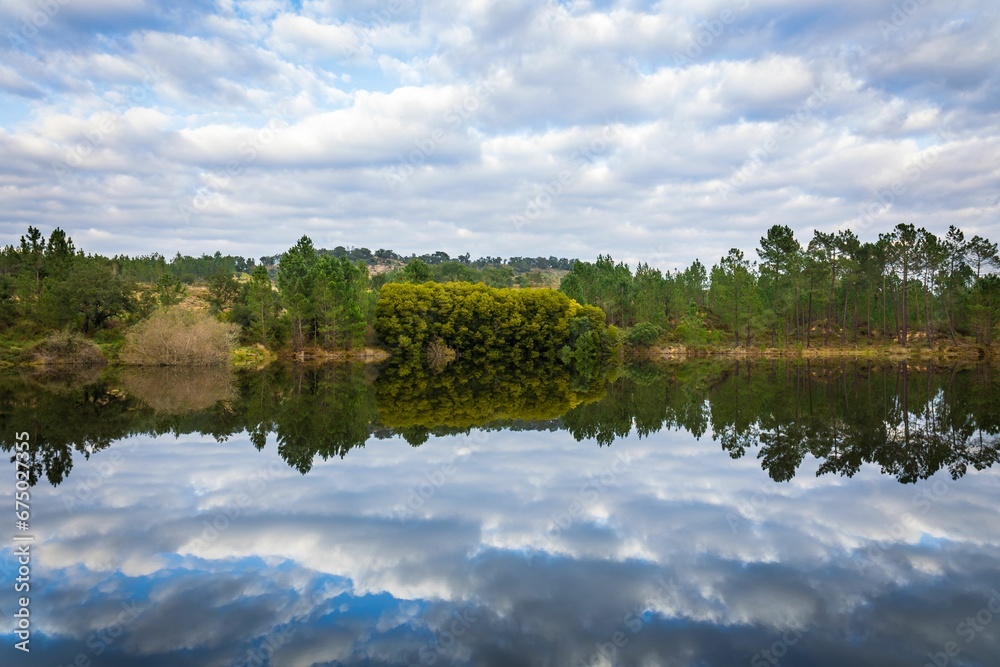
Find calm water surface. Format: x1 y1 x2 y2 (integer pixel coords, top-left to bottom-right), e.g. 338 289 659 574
2 360 999 666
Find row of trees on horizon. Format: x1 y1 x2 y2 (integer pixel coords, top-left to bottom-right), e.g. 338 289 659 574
2 223 999 352
563 223 1000 348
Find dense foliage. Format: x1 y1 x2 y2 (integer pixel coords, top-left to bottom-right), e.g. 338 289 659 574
374 357 611 433
5 223 999 360
561 224 1000 348
0 227 135 336
374 281 621 375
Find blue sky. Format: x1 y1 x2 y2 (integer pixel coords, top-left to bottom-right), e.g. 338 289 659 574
0 0 998 268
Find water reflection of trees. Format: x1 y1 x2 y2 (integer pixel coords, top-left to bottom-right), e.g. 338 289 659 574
2 360 998 486
563 360 1000 483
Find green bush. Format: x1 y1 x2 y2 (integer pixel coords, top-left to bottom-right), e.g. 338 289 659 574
626 322 663 346
673 313 718 346
374 282 621 373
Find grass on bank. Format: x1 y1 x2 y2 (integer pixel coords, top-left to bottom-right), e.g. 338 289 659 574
621 323 995 362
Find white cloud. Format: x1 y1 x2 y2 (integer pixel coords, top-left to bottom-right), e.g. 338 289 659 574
0 0 997 265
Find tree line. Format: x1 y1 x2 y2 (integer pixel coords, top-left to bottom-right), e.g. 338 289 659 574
4 224 1000 356
260 247 576 272
562 224 1000 348
1 228 577 355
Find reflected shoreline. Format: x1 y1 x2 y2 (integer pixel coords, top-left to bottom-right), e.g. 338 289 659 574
2 358 999 486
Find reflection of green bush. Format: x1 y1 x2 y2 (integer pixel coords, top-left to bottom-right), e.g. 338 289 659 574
375 359 608 431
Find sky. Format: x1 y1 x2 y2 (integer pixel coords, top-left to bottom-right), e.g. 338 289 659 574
3 425 1000 666
0 0 999 270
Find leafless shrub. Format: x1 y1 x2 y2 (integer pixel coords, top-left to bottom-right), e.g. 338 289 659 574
121 307 236 366
30 331 107 366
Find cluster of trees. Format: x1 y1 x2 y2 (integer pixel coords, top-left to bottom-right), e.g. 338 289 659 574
0 227 134 335
273 236 370 351
208 238 592 355
560 255 708 329
561 224 1000 348
372 258 517 289
258 246 575 273
117 251 255 284
0 228 595 363
374 282 621 376
731 224 1000 348
8 222 999 359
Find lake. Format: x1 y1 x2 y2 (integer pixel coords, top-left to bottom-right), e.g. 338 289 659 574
2 359 999 666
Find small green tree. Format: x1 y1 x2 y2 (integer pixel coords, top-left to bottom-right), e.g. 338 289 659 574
402 258 432 283
709 249 759 347
206 269 241 314
49 261 133 333
244 265 280 347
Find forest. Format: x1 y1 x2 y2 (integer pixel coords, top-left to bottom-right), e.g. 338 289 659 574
1 222 999 365
563 223 1000 349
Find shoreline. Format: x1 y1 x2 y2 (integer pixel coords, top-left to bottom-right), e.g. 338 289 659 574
639 343 994 363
